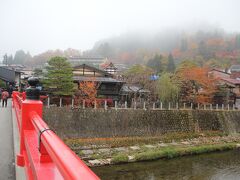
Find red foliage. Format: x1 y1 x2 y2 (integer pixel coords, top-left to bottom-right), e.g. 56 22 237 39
74 81 97 107
178 67 217 104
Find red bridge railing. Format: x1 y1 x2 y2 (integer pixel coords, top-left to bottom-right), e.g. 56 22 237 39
12 91 100 180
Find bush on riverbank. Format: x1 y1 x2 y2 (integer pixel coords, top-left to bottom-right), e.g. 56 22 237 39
111 154 129 164
134 143 236 162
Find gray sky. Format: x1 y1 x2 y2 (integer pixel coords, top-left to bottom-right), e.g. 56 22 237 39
0 0 239 58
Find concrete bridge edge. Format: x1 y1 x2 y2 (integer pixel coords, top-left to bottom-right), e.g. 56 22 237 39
11 107 26 180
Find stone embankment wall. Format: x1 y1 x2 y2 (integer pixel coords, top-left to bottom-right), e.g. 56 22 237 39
43 107 240 138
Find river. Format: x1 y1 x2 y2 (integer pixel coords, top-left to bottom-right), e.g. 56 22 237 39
92 150 240 180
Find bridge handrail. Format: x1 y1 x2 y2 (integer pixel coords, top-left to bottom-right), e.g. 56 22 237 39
31 112 98 179
12 91 100 180
12 92 23 131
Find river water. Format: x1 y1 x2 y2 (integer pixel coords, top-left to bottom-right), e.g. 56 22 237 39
92 150 240 180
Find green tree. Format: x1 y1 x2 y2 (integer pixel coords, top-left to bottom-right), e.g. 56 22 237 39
176 60 197 73
44 56 74 96
124 64 157 95
33 68 44 77
195 56 205 67
167 53 175 73
157 73 179 105
205 58 230 70
125 64 154 87
146 54 163 73
13 50 32 64
2 54 13 65
125 64 152 75
236 34 240 49
0 79 6 88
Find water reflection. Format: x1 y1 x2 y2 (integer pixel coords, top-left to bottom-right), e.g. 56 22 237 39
92 150 240 180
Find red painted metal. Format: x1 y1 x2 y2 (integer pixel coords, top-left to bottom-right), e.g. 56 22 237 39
12 91 100 180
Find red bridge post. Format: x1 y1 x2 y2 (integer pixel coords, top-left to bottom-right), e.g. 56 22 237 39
17 78 43 166
17 100 43 166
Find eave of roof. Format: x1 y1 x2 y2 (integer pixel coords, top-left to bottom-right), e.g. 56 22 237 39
73 64 113 77
230 65 240 72
120 84 150 93
220 78 240 85
73 76 124 83
210 68 230 75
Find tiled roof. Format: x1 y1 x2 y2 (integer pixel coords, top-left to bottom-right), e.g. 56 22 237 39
73 64 113 77
220 77 240 85
230 65 240 72
73 76 123 83
100 62 117 69
210 68 230 75
120 84 150 94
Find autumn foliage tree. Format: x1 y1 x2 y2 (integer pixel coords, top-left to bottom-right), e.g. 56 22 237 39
75 81 97 106
176 61 217 105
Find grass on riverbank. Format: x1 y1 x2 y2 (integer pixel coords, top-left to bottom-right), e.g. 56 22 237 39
87 142 238 165
125 143 236 163
111 154 129 164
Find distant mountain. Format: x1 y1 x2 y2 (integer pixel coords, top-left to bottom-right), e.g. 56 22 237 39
87 26 240 66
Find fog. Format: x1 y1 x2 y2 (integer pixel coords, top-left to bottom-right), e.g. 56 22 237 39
0 0 239 58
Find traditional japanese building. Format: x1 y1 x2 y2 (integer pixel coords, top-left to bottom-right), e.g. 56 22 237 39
68 56 106 68
100 62 118 74
208 68 230 79
229 65 240 79
0 66 21 88
73 64 124 100
119 84 150 105
209 68 240 107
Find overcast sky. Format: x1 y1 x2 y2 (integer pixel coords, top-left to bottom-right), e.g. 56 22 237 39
0 0 239 58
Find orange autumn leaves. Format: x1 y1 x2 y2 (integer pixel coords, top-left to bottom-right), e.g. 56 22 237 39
177 66 217 104
78 81 97 102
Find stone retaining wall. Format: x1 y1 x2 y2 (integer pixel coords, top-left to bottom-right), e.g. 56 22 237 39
43 107 240 138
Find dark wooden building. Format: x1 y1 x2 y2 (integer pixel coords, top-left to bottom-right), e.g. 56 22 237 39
73 64 124 100
0 66 21 89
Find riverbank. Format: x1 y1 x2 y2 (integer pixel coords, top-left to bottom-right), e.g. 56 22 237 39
92 150 240 180
64 131 240 166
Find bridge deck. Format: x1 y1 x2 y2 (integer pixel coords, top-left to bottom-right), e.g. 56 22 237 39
0 100 15 179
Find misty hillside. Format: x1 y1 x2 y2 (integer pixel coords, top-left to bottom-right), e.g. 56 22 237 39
89 26 240 66
3 26 240 70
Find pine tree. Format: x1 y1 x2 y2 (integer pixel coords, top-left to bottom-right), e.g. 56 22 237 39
14 50 27 64
44 56 74 96
146 54 163 73
167 53 175 73
2 54 13 65
33 68 44 77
